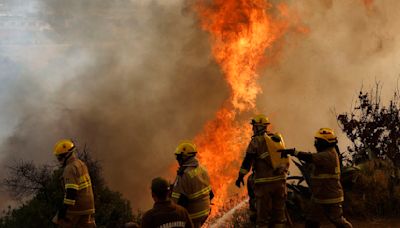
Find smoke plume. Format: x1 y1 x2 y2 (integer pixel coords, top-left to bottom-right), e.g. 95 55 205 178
259 0 400 152
1 0 400 211
0 0 227 209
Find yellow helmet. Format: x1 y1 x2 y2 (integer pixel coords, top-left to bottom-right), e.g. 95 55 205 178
174 141 197 157
251 114 270 126
315 128 337 144
53 139 76 156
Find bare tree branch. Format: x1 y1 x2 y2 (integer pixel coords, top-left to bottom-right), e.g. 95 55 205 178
337 83 400 166
2 160 54 199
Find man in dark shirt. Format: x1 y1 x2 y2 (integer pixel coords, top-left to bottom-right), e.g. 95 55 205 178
141 177 194 228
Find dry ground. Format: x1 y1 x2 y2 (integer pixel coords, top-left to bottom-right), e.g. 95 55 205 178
292 219 400 228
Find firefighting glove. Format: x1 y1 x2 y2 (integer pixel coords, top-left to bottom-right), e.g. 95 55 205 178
177 194 189 208
210 190 215 201
58 204 68 220
277 148 296 158
235 174 245 188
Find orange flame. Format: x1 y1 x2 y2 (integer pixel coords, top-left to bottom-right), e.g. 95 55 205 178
192 0 289 215
195 0 284 112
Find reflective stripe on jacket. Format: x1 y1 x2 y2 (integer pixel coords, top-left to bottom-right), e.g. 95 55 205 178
172 158 211 220
62 156 95 215
309 147 344 204
239 134 287 184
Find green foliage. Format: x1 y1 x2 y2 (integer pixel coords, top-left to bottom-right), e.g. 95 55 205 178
0 148 134 228
94 187 133 228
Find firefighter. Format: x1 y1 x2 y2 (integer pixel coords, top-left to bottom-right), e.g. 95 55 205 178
141 177 194 228
235 114 288 228
171 141 213 228
52 139 96 228
279 128 352 228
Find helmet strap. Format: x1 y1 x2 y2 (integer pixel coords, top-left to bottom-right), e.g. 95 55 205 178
252 125 267 136
62 151 74 167
177 154 195 166
314 138 335 152
176 154 182 163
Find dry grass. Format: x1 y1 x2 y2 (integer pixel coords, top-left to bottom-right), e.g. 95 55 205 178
343 159 400 218
227 159 400 226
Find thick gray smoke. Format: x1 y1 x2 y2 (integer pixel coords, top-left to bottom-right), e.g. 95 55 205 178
1 0 400 212
0 0 227 209
259 0 400 152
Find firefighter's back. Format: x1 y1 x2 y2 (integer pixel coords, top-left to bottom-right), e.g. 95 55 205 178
141 201 193 228
63 158 95 215
172 165 211 228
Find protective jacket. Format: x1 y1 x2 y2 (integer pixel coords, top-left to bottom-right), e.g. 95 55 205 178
308 147 344 204
141 200 193 228
296 147 351 228
239 134 288 227
171 157 212 224
239 134 287 183
62 155 95 215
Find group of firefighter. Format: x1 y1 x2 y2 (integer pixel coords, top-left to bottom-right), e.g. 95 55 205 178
51 114 353 228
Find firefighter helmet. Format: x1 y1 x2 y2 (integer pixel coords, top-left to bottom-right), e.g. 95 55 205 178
53 139 76 156
250 114 270 126
315 128 337 144
174 141 197 156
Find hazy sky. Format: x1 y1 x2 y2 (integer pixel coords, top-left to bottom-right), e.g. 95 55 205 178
1 0 400 210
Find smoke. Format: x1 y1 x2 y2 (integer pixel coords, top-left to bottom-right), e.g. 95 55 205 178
1 0 400 212
258 0 400 152
0 0 227 209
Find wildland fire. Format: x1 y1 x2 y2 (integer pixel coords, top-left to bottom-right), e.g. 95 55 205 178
2 0 400 227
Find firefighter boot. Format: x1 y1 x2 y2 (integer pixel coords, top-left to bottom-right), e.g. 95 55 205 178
330 217 352 228
305 220 320 228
